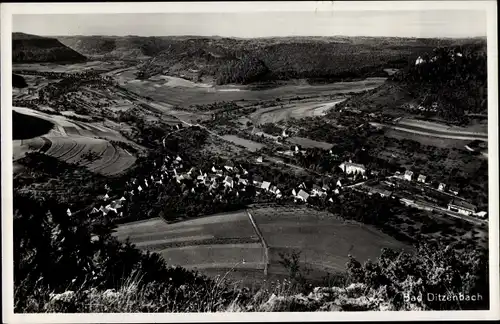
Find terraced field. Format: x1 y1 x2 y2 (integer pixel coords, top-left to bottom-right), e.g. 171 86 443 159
12 107 137 176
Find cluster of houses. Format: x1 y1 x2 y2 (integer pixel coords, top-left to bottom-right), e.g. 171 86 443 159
68 144 487 222
392 169 486 219
76 154 371 220
394 170 460 195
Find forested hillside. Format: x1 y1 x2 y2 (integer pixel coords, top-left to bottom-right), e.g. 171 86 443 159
337 42 487 122
13 33 87 63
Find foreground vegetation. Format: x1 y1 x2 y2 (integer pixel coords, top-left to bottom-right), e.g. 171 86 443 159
14 190 489 312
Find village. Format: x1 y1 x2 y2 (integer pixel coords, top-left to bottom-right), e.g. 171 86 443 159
75 132 487 227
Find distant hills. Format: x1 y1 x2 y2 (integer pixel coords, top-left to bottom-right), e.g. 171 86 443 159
14 33 486 91
56 35 486 84
12 32 87 63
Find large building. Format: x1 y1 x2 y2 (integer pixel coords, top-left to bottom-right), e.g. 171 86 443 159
447 199 477 216
339 162 366 175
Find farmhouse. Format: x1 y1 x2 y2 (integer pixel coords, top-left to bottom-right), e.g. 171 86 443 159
261 181 271 191
417 174 427 183
448 199 477 216
438 183 447 191
404 170 413 181
339 162 366 175
296 189 310 202
224 176 234 188
449 186 460 195
238 178 249 186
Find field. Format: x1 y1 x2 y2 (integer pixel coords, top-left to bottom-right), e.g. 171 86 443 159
249 99 346 125
384 129 473 150
113 206 411 286
287 136 334 150
12 107 138 176
112 211 266 284
116 68 386 108
249 206 411 280
396 118 488 137
220 135 265 152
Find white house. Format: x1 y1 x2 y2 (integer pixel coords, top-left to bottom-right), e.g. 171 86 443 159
137 185 143 192
238 178 249 186
261 181 271 191
438 183 447 191
176 155 182 162
67 208 72 216
296 189 310 202
417 174 427 183
339 162 366 175
256 156 264 163
404 170 414 181
103 193 110 201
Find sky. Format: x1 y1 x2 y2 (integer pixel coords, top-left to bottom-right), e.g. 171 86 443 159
13 10 486 39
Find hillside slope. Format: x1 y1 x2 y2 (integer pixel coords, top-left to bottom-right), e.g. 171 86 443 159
336 42 487 122
13 32 87 63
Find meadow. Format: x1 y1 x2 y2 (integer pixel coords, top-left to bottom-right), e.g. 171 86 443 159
250 206 411 280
